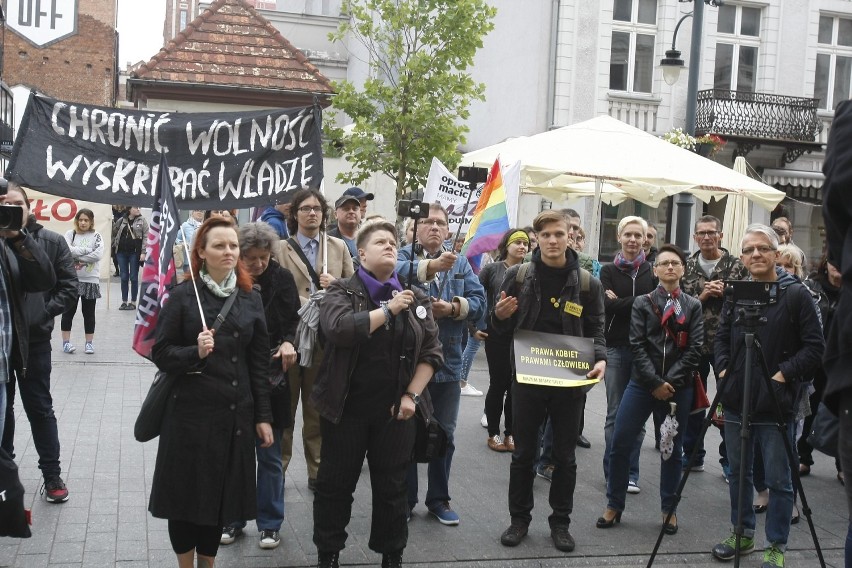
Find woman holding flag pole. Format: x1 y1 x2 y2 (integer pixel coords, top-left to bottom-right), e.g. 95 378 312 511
148 217 274 567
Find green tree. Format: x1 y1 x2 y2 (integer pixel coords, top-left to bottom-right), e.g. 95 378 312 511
327 0 496 200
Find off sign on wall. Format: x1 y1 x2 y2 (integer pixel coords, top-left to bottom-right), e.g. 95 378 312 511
7 0 79 48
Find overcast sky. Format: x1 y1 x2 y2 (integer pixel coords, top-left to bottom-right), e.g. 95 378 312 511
116 0 168 66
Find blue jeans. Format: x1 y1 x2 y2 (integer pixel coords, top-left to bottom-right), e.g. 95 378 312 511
116 251 140 302
682 354 713 468
0 377 6 446
407 381 460 510
603 346 642 484
724 412 795 548
229 431 284 531
607 380 692 514
460 333 481 382
1 344 61 477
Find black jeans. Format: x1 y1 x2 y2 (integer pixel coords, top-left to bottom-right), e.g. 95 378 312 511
1 342 61 477
61 297 96 334
509 380 583 527
313 411 415 554
484 334 513 437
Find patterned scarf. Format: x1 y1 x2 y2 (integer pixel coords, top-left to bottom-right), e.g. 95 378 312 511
200 267 237 298
358 267 403 306
614 249 646 276
658 285 686 326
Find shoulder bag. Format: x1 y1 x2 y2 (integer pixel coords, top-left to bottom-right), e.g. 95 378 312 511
134 290 239 442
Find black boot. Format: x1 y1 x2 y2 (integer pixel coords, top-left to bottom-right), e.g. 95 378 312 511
381 550 403 568
317 551 340 568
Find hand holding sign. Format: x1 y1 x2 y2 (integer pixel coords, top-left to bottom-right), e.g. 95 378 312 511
431 252 457 273
495 291 518 320
587 360 606 381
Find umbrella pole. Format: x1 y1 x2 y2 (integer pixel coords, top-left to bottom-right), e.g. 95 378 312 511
589 178 604 260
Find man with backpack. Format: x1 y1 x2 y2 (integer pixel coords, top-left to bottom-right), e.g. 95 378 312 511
492 210 606 553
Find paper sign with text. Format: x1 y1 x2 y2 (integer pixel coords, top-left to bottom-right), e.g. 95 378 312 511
513 329 598 387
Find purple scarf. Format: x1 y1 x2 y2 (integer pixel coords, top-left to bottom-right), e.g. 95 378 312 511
614 249 646 276
358 267 403 306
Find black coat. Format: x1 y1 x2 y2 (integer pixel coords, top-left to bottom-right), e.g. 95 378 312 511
822 98 852 411
599 261 656 348
149 281 272 526
22 217 78 347
630 289 703 391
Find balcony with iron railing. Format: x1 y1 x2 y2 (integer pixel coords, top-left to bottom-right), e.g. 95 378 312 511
694 89 824 163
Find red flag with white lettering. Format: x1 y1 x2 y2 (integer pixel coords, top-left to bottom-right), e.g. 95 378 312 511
133 155 180 360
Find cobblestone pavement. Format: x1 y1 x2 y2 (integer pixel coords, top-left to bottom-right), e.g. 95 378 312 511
0 281 847 567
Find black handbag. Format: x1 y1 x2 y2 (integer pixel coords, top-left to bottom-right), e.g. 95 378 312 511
134 290 238 443
807 402 840 458
411 405 448 463
0 448 31 538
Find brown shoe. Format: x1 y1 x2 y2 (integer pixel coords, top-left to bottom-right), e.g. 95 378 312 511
504 435 516 452
487 435 508 452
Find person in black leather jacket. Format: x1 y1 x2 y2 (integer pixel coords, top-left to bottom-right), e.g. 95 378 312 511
596 244 702 534
1 185 77 504
0 188 56 448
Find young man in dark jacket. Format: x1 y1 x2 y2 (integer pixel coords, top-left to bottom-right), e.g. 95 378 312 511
0 186 57 453
1 186 78 503
711 224 824 567
493 210 606 553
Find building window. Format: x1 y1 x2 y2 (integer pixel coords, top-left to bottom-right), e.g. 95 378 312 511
609 0 657 94
714 4 761 92
814 15 852 110
179 9 188 30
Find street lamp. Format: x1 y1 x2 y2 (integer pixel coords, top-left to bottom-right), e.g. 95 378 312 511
659 0 723 250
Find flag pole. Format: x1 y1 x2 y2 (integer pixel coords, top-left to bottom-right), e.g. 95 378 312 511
181 223 207 329
321 180 328 275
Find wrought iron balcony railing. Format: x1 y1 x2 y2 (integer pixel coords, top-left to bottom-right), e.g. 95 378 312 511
695 89 823 163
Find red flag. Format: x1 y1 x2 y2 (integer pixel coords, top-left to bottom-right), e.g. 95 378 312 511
133 155 181 359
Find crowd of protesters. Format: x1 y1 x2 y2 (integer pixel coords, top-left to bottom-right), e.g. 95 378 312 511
5 183 844 568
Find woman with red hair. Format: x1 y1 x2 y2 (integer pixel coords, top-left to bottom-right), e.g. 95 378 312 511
148 217 274 567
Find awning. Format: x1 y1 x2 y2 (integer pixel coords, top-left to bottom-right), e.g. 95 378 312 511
761 168 824 204
761 168 824 188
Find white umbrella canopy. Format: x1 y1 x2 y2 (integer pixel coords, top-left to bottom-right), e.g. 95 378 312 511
461 115 785 211
721 157 753 253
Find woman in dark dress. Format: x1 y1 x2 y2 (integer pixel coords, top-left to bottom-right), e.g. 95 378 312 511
311 221 443 568
221 222 301 550
149 217 273 567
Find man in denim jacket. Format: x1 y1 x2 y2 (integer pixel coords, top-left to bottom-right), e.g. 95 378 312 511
397 202 486 526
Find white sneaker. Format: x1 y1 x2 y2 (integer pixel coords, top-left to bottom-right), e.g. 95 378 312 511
84 342 94 354
627 481 641 494
460 382 483 396
480 413 488 428
63 342 75 354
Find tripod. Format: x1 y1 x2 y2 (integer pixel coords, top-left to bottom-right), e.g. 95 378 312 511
647 304 825 568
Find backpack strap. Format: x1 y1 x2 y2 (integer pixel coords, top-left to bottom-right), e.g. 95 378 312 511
287 237 322 291
514 262 530 289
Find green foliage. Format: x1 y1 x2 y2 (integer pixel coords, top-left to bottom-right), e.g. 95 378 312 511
326 0 496 199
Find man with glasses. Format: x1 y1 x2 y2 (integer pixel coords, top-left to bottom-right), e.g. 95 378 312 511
711 224 823 568
681 215 747 475
276 188 354 495
397 202 486 526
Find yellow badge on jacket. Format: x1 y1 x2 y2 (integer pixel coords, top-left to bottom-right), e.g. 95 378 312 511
564 301 583 317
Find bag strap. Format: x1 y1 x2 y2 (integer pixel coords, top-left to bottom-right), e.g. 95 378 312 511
288 237 322 290
646 292 677 343
212 290 239 332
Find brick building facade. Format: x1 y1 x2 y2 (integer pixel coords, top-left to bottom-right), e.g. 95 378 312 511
3 0 117 107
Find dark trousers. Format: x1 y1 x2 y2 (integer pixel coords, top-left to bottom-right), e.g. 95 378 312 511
1 343 61 477
484 335 513 437
682 354 713 467
837 390 852 566
509 380 583 527
61 297 96 334
313 412 415 554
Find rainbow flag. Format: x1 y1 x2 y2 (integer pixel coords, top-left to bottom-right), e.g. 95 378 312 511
461 158 510 273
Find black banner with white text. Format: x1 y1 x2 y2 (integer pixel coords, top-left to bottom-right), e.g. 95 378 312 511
7 93 324 209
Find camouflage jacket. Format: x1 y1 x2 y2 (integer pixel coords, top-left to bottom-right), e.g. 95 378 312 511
682 248 748 356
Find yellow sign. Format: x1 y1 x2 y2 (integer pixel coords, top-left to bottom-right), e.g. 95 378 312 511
564 301 583 317
513 329 598 388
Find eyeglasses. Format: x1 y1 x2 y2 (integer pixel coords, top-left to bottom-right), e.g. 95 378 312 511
742 246 776 256
576 236 586 242
298 205 324 214
655 260 683 268
695 230 719 238
422 219 448 227
772 227 788 236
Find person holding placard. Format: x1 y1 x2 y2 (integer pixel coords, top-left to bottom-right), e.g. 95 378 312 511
596 244 703 535
492 210 606 553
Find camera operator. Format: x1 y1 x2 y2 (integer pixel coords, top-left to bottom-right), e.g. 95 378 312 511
1 184 77 503
711 224 824 567
0 188 57 445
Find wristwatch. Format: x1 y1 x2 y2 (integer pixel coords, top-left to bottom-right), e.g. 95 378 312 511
404 391 421 405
